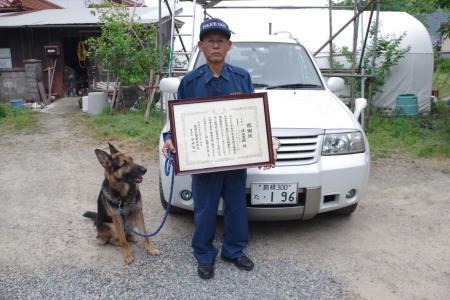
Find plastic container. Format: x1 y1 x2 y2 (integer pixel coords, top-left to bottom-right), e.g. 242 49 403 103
82 96 88 112
396 94 418 116
10 99 24 109
87 92 106 115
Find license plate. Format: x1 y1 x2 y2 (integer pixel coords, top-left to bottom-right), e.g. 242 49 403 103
251 183 298 205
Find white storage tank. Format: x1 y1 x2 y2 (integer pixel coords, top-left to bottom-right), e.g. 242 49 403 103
87 92 106 115
82 96 88 112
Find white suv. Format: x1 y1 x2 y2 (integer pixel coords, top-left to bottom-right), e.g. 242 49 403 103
159 34 369 221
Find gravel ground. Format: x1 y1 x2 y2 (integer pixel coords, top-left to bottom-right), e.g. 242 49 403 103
0 237 343 299
1 97 449 299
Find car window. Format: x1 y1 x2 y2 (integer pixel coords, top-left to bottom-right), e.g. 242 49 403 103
194 42 323 89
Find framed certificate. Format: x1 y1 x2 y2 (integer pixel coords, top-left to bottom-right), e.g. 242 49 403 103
168 92 274 175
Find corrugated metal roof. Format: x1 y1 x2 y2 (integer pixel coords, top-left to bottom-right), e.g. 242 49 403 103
0 7 163 27
22 0 61 10
0 0 61 10
113 0 145 6
50 0 145 9
0 0 21 8
0 0 23 11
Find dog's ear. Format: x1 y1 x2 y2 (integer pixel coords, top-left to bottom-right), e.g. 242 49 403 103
95 149 112 169
108 142 119 155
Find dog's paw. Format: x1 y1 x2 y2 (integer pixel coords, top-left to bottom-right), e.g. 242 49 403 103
96 237 108 245
145 244 161 256
123 253 135 264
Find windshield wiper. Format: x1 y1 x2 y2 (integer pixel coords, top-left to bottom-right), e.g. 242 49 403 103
252 83 269 88
266 83 322 90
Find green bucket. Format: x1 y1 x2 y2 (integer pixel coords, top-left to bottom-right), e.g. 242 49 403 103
396 94 418 116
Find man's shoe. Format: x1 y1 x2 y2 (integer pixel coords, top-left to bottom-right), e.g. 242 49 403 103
221 254 254 271
197 263 214 279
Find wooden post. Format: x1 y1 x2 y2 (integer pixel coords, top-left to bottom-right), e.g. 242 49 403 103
143 70 154 118
37 81 46 107
45 58 57 105
110 79 120 116
46 61 51 105
105 70 110 100
144 73 160 121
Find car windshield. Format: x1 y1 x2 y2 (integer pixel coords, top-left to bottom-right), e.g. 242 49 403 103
194 42 323 89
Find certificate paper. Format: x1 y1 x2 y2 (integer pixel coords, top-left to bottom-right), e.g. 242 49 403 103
168 93 274 175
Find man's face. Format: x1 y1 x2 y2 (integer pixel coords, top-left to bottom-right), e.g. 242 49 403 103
198 32 232 65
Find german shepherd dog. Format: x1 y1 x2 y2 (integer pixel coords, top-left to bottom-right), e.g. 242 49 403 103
83 143 160 264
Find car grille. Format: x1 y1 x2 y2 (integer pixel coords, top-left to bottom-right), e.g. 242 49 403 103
273 130 323 166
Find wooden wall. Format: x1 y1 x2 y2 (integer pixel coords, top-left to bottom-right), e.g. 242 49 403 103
0 27 99 98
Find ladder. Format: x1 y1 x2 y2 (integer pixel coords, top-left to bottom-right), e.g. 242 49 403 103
165 0 198 76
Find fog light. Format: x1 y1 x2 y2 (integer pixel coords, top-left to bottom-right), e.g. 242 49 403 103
180 189 192 201
346 189 356 199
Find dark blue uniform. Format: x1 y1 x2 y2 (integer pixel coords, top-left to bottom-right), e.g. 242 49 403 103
167 63 254 265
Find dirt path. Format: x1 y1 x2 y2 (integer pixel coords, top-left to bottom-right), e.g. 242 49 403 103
1 97 449 299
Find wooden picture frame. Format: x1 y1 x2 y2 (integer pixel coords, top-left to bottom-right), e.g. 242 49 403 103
168 92 274 175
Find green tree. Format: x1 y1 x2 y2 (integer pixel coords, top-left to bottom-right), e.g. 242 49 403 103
332 24 410 104
86 1 160 91
435 0 450 38
332 0 445 19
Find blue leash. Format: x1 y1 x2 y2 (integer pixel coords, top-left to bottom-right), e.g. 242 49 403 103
124 151 175 237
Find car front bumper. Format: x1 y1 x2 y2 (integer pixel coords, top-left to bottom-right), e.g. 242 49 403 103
159 151 370 221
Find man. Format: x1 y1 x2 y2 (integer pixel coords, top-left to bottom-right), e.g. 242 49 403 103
162 18 255 280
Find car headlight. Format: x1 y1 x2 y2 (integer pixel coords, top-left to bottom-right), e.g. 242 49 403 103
322 131 365 155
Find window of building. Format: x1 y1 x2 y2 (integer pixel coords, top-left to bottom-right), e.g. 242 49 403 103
0 48 12 69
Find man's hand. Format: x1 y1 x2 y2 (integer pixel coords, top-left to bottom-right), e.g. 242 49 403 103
259 150 277 170
162 139 176 159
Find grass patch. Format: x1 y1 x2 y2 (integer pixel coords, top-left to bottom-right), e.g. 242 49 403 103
368 102 449 159
433 71 450 99
0 103 39 132
76 106 164 147
433 57 450 99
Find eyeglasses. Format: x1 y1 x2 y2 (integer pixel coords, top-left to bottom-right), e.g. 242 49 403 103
202 39 227 46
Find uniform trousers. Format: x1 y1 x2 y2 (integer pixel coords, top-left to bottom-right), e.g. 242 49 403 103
191 169 249 264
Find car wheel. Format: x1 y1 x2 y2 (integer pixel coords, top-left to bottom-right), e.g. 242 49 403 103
334 203 358 216
159 175 188 214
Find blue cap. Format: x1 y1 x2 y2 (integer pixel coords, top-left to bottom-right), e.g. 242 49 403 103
199 18 231 40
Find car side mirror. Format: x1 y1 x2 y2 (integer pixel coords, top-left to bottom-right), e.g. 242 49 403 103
353 98 367 120
159 77 180 94
327 77 345 93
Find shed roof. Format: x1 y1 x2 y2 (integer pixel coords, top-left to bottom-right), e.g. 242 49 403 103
50 0 145 9
0 6 164 27
0 0 61 11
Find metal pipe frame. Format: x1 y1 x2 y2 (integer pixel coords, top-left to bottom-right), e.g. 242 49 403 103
358 2 375 71
205 6 355 9
165 0 380 107
328 0 333 72
313 0 375 56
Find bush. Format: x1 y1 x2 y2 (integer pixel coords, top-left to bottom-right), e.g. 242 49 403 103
0 104 6 119
368 104 449 159
435 56 450 73
0 103 39 131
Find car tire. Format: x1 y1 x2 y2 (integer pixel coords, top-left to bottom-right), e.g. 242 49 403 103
159 175 189 214
334 203 358 216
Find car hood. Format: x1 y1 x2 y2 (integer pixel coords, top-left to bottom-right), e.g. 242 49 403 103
261 89 357 129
